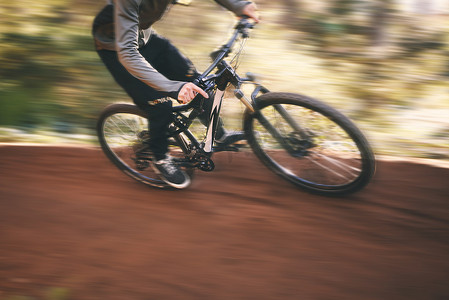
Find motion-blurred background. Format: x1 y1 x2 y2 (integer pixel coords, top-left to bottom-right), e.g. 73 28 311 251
1 0 448 159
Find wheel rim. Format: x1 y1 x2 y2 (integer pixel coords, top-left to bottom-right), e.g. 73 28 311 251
101 111 169 186
252 103 366 189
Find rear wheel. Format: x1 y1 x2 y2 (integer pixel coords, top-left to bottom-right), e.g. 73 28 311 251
244 92 375 195
97 103 193 189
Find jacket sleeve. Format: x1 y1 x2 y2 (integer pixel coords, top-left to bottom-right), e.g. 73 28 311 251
214 0 252 16
114 0 185 94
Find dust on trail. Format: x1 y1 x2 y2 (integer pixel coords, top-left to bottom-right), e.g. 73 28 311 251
1 145 448 300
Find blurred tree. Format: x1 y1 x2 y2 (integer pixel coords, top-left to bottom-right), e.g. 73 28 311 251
280 0 303 29
369 0 392 48
0 0 107 129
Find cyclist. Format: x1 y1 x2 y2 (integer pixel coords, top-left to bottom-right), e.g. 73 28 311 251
93 0 259 188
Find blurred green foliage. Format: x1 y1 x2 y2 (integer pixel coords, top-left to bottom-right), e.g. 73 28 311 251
0 0 448 158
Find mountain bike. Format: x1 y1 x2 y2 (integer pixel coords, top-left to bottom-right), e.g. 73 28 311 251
97 18 375 196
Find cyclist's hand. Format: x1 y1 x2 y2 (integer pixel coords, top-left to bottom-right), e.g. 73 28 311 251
241 3 259 23
178 82 209 104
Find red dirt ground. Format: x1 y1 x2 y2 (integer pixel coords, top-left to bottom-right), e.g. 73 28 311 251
1 145 449 300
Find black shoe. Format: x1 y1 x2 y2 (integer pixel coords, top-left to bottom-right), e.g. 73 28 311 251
151 156 191 189
215 131 246 147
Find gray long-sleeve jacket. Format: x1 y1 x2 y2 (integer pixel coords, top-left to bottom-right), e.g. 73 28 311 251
93 0 251 94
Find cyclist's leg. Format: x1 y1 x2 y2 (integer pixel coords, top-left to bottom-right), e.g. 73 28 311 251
140 33 198 82
96 49 172 160
97 48 190 187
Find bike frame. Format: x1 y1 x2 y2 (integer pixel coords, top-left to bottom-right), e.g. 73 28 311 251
170 19 268 153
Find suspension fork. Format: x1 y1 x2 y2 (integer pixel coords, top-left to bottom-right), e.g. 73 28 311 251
245 85 297 153
252 110 300 155
271 104 310 140
252 86 307 137
246 85 310 155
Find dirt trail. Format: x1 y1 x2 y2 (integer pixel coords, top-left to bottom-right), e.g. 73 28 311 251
1 145 449 300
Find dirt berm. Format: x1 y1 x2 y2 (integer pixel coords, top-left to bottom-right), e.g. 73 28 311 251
1 145 448 299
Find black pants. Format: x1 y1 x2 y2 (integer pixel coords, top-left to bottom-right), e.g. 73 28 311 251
97 34 221 160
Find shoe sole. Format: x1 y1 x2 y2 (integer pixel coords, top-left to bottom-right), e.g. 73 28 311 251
150 163 191 189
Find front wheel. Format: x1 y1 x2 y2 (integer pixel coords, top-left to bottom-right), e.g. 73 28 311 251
97 103 194 189
244 92 375 196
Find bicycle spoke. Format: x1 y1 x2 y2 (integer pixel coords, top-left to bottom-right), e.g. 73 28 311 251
304 153 358 182
106 115 134 139
310 151 361 173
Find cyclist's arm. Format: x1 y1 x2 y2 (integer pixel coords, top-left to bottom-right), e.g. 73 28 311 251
214 0 251 16
214 0 258 21
114 0 185 95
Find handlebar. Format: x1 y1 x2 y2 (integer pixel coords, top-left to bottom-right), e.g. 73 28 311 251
197 18 255 82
